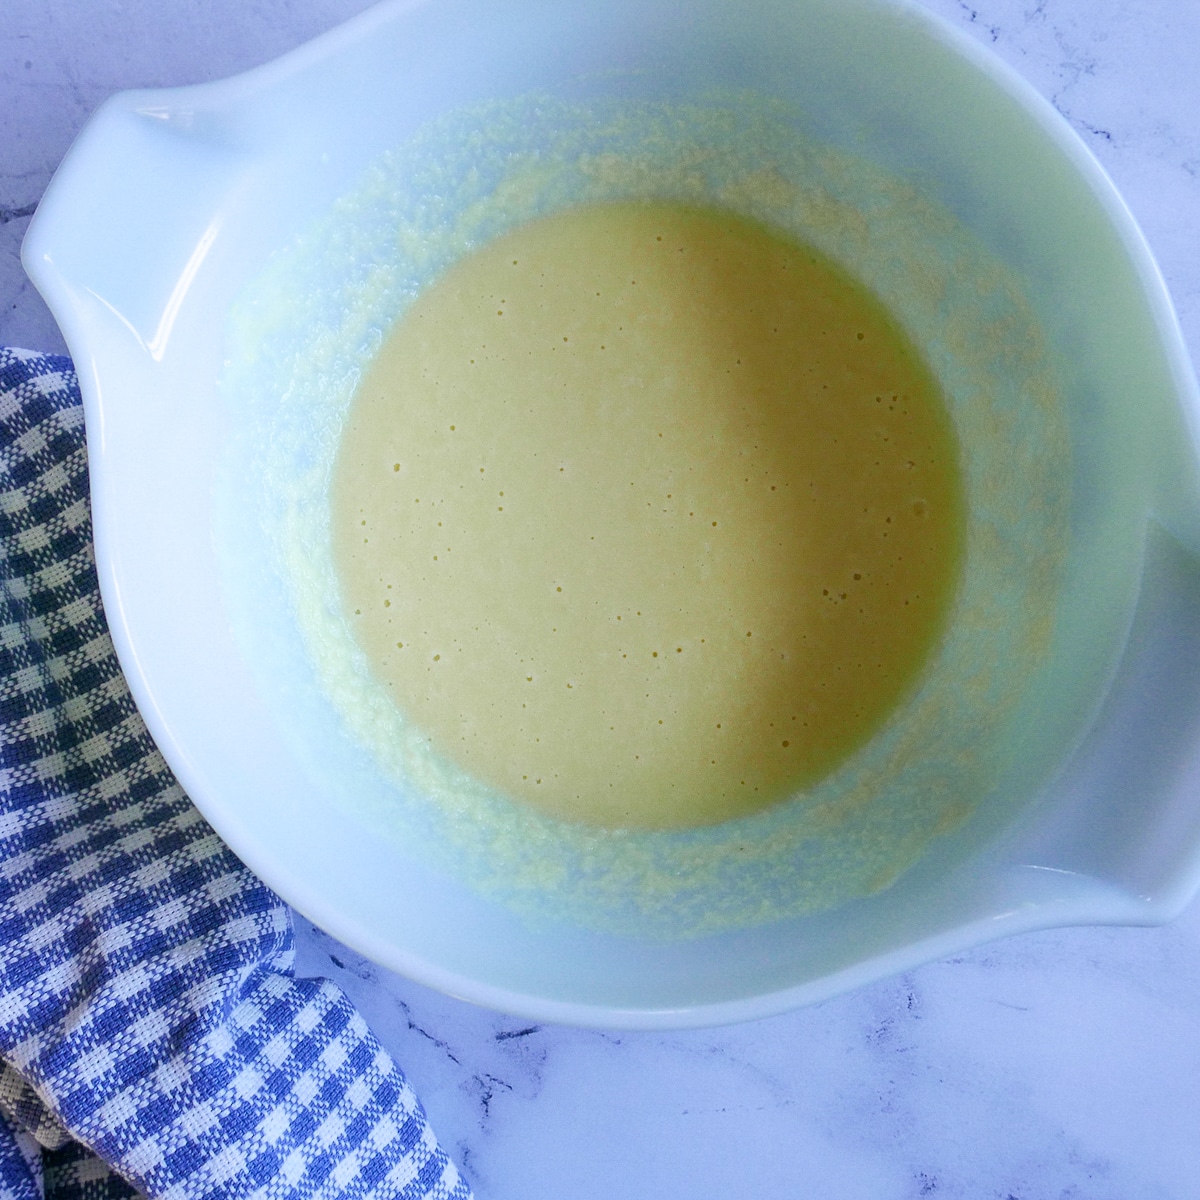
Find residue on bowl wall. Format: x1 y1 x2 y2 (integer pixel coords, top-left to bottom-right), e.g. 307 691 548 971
218 92 1069 938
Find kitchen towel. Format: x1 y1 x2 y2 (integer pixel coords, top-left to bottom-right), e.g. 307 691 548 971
0 347 472 1200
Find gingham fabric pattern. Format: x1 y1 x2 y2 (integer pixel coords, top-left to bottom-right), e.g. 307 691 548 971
0 348 472 1200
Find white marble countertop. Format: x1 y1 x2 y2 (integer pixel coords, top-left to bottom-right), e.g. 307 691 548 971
4 3 1200 1197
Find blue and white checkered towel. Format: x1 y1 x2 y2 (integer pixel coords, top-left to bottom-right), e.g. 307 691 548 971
0 348 473 1200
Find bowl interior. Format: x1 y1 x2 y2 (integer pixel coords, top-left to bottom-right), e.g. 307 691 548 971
23 0 1200 1026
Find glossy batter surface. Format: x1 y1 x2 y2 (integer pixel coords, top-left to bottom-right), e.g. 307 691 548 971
333 203 964 829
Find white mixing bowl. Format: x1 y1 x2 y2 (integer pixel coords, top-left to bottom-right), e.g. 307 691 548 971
23 0 1200 1027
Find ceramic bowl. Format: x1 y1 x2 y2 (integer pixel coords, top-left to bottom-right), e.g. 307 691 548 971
23 0 1200 1028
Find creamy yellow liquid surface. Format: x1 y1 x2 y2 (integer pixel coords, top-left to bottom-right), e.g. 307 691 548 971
333 203 964 829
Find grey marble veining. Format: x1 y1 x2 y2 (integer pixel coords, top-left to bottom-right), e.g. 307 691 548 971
290 900 1200 1198
4 3 1200 1197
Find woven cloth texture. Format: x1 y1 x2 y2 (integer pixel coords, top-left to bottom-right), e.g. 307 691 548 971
0 348 472 1200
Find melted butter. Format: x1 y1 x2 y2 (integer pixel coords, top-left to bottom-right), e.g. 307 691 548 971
332 202 965 829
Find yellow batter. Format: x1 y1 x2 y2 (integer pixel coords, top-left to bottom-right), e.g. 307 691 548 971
332 202 965 829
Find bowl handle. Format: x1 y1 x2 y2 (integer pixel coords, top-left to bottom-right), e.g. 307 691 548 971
22 90 246 370
1003 520 1200 923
